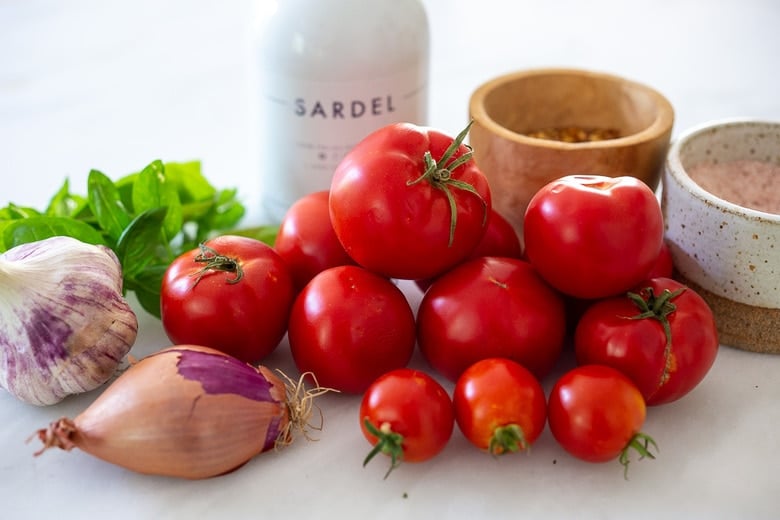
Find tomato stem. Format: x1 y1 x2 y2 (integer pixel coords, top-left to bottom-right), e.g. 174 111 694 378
362 419 404 479
191 243 244 286
406 121 488 247
489 424 529 457
619 431 659 480
627 287 686 390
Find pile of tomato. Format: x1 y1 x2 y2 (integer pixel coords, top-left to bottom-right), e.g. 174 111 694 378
158 122 720 479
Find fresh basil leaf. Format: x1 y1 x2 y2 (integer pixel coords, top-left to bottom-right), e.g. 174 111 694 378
0 221 13 251
229 225 279 246
45 179 90 218
125 264 168 319
210 194 245 231
132 160 183 240
163 161 215 203
180 199 216 222
46 179 72 216
1 204 43 219
113 171 138 212
1 216 107 252
88 169 131 243
115 206 168 277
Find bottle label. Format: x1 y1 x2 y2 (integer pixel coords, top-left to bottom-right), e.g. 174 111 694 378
258 67 428 222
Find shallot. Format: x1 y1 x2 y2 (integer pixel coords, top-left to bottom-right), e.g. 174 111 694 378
31 345 332 479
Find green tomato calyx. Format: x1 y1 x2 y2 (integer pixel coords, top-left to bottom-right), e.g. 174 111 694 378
489 424 530 457
191 243 244 286
619 431 659 480
406 120 488 247
362 419 404 480
627 286 686 390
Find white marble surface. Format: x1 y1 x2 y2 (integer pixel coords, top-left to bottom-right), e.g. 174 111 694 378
2 1 779 518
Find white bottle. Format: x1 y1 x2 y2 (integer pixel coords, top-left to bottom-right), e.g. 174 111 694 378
254 0 430 223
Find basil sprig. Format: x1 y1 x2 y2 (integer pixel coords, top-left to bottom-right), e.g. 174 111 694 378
0 160 276 318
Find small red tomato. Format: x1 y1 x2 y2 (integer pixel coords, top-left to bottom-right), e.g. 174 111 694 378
548 365 658 477
329 122 492 280
288 265 416 394
273 190 356 291
574 277 719 405
417 257 567 382
523 175 664 299
453 358 547 455
360 368 455 478
160 235 295 363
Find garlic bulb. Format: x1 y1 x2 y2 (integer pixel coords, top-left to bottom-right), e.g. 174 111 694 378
0 236 138 405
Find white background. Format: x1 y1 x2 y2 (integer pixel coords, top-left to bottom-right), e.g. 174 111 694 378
1 1 779 518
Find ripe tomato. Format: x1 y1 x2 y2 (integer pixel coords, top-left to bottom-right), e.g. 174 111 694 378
273 190 356 291
548 365 658 476
574 277 719 406
523 175 664 299
645 240 674 279
329 122 492 280
160 235 295 363
466 207 524 259
417 256 566 382
288 265 416 394
453 358 546 455
415 207 524 292
360 368 455 478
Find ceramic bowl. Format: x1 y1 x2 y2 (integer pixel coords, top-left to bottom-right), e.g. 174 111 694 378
662 119 780 353
468 67 675 234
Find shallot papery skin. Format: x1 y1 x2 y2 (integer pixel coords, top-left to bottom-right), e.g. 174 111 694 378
33 345 291 479
0 236 138 405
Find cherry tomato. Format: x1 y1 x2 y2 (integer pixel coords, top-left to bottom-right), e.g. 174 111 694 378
329 122 492 280
360 368 455 478
523 175 664 299
415 207 523 292
574 277 719 406
417 256 566 382
548 365 658 476
273 190 356 291
453 358 547 455
160 235 295 363
288 265 416 394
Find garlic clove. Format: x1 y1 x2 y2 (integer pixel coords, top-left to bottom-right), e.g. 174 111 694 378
0 236 138 405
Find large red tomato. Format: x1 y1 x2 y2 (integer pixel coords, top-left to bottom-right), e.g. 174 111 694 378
453 358 547 455
273 190 356 291
160 235 295 363
417 256 567 382
574 277 719 406
548 365 658 477
329 122 492 280
287 265 416 394
523 175 664 299
360 368 455 478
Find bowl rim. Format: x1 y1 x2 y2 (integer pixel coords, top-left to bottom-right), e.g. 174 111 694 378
468 67 675 150
665 117 780 222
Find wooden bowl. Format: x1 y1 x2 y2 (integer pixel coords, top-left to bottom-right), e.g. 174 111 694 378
469 68 674 234
662 119 780 353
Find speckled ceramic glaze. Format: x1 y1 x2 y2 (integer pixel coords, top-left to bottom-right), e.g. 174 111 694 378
469 68 674 235
662 119 780 353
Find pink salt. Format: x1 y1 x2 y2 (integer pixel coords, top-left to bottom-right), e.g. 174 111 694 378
687 159 780 214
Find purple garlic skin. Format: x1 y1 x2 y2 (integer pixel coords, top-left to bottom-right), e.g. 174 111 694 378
0 236 138 405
